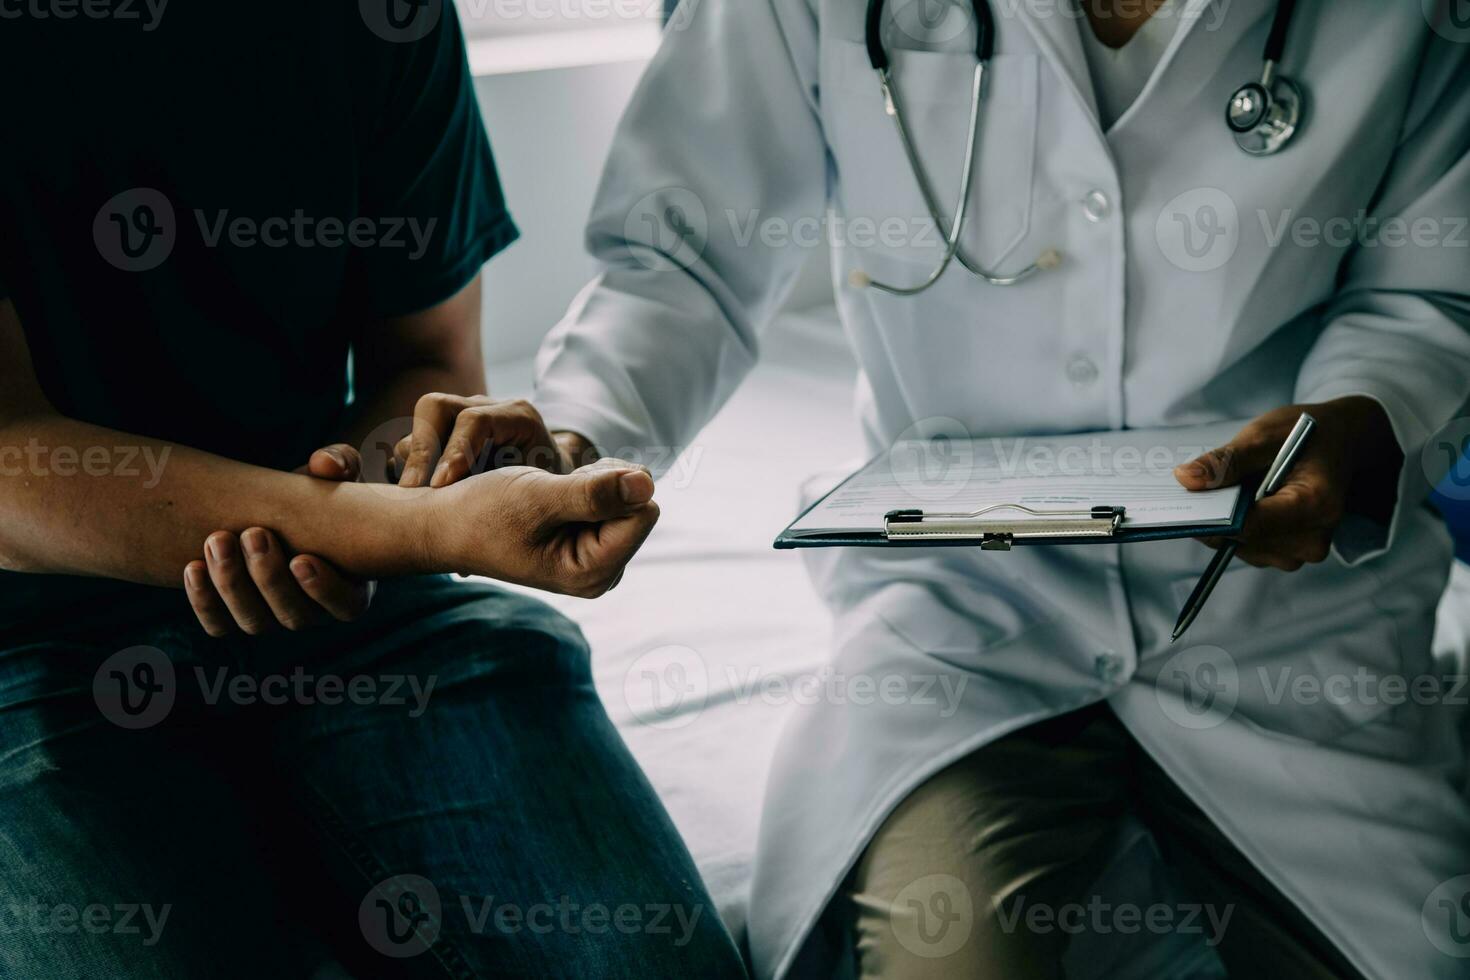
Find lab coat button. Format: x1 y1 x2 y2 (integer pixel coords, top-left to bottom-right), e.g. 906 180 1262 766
1066 355 1099 385
1082 190 1111 222
1095 652 1124 682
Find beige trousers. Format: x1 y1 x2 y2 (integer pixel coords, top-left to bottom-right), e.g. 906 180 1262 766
844 704 1366 979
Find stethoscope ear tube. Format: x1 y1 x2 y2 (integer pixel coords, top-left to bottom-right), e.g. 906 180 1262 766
864 0 994 72
1262 0 1299 64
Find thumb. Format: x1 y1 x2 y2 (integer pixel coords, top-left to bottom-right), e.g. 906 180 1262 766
551 466 655 523
307 444 364 483
1174 427 1279 490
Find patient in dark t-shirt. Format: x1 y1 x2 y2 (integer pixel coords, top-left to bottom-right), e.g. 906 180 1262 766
0 5 743 977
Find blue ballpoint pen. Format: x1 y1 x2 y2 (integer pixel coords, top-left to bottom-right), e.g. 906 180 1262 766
1171 412 1317 643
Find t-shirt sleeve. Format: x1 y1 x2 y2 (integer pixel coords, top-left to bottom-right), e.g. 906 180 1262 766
350 2 517 318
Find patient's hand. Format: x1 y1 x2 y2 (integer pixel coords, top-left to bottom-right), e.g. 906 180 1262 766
183 445 375 636
426 461 659 598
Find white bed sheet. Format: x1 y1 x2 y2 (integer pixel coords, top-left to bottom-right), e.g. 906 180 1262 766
482 307 1470 975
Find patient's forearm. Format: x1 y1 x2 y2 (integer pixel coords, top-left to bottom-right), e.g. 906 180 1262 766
0 412 434 586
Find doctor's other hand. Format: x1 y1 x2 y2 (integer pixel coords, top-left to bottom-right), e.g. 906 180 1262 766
394 393 596 487
427 461 658 598
1172 397 1401 572
183 444 376 636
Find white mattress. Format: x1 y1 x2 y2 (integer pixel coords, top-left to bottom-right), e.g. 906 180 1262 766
484 307 1470 975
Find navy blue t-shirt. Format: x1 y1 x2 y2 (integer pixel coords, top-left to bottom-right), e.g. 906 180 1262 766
0 3 516 626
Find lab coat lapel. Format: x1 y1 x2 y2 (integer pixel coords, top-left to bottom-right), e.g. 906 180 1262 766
1000 0 1099 126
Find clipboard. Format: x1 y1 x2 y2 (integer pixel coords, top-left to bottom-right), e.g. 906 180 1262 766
772 426 1250 551
775 497 1248 550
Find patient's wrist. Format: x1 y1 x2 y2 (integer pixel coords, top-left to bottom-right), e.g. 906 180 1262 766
311 480 442 578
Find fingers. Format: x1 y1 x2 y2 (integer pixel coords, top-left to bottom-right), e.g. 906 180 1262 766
548 466 656 524
306 443 363 482
398 394 568 488
563 502 661 598
399 393 473 488
1174 422 1284 490
203 531 281 635
1198 459 1340 571
289 556 374 622
433 400 559 488
184 561 235 637
238 528 334 632
191 530 371 635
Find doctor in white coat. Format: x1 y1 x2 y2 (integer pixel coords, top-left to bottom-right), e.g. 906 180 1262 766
528 0 1470 976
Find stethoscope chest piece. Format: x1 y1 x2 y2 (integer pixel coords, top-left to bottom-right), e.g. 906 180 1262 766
1227 72 1302 156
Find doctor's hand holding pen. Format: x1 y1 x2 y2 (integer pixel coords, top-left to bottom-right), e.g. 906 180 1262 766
1172 396 1402 572
182 395 645 636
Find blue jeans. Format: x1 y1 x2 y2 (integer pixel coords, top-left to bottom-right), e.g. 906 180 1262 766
0 575 745 978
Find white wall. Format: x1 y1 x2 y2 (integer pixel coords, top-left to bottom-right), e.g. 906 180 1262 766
472 48 653 365
470 32 834 381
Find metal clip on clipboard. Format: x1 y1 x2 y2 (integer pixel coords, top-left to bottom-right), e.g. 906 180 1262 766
882 504 1126 550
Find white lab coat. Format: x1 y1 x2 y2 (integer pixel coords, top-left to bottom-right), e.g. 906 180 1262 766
533 1 1470 977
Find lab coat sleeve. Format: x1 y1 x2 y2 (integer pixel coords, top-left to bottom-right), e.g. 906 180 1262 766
532 0 827 470
1292 35 1470 565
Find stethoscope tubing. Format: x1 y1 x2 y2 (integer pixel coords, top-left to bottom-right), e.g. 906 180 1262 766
855 0 1301 295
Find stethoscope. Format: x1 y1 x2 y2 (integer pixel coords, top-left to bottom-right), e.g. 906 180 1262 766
850 0 1305 296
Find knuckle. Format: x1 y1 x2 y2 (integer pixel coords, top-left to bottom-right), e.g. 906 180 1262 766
415 391 450 414
1293 482 1327 513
